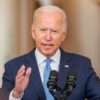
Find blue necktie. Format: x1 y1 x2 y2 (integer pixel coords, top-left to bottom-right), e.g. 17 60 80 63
44 58 54 100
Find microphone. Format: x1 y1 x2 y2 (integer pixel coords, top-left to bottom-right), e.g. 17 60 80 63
47 70 58 96
64 71 76 96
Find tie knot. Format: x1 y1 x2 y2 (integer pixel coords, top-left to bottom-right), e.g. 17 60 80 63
45 58 52 70
46 58 52 64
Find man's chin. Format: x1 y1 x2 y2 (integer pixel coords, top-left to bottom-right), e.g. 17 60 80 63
42 51 54 57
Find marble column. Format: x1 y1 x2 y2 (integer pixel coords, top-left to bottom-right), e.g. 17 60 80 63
0 0 37 87
0 0 20 87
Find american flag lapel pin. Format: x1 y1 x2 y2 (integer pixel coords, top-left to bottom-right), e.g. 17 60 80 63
64 65 69 68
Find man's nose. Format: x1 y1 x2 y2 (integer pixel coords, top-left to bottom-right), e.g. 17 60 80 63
45 30 52 40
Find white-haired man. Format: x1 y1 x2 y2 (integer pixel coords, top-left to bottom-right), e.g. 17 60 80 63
2 5 100 100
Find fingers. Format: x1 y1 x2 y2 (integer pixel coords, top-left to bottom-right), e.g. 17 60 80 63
17 65 32 77
16 65 32 82
25 67 32 78
18 65 25 74
17 65 25 78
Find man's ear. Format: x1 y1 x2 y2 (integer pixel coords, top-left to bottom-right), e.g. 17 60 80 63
31 25 35 39
62 31 67 42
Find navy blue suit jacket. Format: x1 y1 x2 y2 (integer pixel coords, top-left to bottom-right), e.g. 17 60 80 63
2 48 100 100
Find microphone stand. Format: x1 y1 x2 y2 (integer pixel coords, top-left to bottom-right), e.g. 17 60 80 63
53 87 68 100
48 70 76 100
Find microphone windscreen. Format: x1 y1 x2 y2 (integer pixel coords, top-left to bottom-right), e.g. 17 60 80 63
47 70 58 96
64 70 77 95
49 70 58 79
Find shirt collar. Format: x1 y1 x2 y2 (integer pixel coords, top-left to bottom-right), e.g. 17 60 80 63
50 49 61 64
35 48 46 66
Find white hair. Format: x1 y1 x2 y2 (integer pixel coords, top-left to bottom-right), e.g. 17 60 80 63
33 5 67 31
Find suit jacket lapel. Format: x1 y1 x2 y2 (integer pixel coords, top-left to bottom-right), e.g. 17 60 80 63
25 49 46 100
57 49 72 90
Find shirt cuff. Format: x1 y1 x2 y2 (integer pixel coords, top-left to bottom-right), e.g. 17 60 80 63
9 90 24 100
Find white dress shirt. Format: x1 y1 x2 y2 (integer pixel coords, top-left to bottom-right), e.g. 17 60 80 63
9 48 61 100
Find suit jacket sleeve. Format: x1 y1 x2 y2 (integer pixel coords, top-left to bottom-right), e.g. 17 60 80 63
85 59 100 99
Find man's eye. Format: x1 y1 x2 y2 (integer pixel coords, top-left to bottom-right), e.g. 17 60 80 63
40 29 46 32
52 30 58 33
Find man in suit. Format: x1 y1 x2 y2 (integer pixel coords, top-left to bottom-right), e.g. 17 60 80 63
2 5 100 100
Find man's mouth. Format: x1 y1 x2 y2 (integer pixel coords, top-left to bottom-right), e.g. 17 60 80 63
42 44 53 49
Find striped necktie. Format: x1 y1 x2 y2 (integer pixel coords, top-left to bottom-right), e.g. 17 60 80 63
43 58 54 100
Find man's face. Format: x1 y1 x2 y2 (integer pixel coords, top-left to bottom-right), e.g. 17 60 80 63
32 12 66 56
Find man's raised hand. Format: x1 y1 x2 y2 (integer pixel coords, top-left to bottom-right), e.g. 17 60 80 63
12 65 32 98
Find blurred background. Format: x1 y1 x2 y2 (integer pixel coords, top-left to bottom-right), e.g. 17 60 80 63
0 0 100 87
